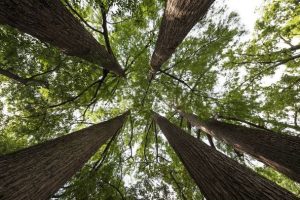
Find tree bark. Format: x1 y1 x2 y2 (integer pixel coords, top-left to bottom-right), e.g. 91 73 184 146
178 109 300 183
0 111 129 200
153 112 298 200
0 0 124 77
206 133 215 149
150 0 215 73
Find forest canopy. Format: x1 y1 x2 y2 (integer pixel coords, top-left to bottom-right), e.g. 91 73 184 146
0 0 299 199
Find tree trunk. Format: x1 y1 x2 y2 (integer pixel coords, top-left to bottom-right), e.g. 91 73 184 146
206 133 215 149
153 112 298 200
150 0 215 73
0 0 124 77
178 109 300 183
0 111 129 200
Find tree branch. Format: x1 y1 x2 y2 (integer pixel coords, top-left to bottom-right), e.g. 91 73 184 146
236 53 300 91
0 68 49 87
64 0 104 35
99 180 125 200
143 120 153 164
81 69 109 119
100 3 115 57
49 78 103 108
217 115 275 133
129 113 134 158
154 122 159 163
159 70 193 91
92 126 121 171
169 171 187 200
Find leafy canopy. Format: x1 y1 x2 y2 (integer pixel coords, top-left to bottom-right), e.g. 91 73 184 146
0 0 299 199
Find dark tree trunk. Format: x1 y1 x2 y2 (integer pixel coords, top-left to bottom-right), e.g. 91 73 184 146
0 111 129 200
0 0 124 77
178 109 300 183
150 0 215 73
153 113 298 200
206 133 215 149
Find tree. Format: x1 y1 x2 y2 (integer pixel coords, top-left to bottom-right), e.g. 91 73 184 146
0 0 300 198
150 0 215 73
177 108 300 183
0 111 129 200
222 0 300 137
154 112 298 200
0 0 124 76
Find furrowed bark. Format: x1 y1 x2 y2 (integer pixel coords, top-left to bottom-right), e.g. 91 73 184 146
153 112 298 200
0 111 129 200
0 0 124 76
150 0 215 73
177 109 300 183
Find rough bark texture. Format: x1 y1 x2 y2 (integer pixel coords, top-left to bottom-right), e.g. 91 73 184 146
154 113 298 200
150 0 215 72
0 111 129 200
178 109 300 183
0 0 124 76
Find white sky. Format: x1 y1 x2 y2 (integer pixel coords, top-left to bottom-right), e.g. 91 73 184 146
227 0 264 32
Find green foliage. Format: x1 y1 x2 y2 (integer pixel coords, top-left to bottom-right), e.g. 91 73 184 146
0 0 299 199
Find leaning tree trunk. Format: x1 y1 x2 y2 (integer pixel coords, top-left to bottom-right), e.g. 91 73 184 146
150 0 215 73
177 109 300 183
0 111 129 200
153 112 298 200
0 0 124 77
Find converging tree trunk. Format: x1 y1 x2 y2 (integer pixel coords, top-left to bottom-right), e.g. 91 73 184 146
153 112 298 200
0 0 124 76
0 111 129 200
177 109 300 183
150 0 215 73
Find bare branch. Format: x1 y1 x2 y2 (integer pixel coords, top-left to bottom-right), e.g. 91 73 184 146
63 0 104 35
92 127 121 171
0 68 48 87
169 171 188 200
49 78 102 108
217 115 275 133
143 120 153 164
159 70 193 90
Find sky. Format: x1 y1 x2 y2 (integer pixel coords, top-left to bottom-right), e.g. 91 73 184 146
124 1 269 188
226 0 264 32
226 0 289 87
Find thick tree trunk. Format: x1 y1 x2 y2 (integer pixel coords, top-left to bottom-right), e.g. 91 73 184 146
0 0 124 77
0 111 129 200
153 112 298 200
150 0 215 73
178 109 300 183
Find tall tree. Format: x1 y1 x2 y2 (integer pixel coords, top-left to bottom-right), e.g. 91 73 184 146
0 0 125 76
154 112 298 200
150 0 215 74
177 109 300 183
0 111 129 200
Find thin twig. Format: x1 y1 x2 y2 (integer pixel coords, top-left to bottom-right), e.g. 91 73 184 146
64 0 104 35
